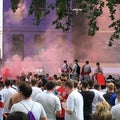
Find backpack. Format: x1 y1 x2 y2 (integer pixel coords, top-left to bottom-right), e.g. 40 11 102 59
76 64 80 75
21 102 36 120
27 111 36 120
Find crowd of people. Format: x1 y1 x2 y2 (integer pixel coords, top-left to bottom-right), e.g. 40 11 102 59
0 60 120 120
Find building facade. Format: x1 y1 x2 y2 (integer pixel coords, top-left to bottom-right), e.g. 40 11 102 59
3 0 72 61
0 0 3 59
3 0 120 63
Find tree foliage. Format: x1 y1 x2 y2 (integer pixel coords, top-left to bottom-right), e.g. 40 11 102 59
10 0 120 46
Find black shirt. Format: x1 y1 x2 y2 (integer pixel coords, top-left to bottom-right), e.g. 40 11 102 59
81 91 95 120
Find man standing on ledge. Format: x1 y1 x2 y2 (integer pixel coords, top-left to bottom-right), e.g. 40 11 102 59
72 59 80 81
81 61 91 81
61 60 69 76
94 62 103 79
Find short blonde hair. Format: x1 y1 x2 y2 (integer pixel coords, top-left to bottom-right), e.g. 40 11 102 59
93 101 112 120
96 101 110 112
107 83 114 90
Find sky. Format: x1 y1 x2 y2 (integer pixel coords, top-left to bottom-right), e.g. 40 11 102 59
0 0 3 58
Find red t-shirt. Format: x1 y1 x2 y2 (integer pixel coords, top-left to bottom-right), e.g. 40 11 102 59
96 74 106 86
57 86 68 117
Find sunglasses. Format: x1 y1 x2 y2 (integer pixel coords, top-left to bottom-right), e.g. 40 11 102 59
61 80 66 82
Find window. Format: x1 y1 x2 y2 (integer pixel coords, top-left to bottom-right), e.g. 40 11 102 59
12 34 24 58
34 35 45 55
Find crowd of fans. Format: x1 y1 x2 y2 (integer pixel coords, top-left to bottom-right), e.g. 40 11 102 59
0 60 120 120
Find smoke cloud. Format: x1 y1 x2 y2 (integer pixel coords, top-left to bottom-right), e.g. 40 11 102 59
72 5 120 63
1 4 120 80
1 29 75 80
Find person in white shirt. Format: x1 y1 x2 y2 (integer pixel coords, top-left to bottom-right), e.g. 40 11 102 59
31 78 42 101
62 80 83 120
2 79 17 115
88 80 105 113
10 81 47 120
35 81 61 120
7 111 29 120
11 80 18 91
111 89 120 120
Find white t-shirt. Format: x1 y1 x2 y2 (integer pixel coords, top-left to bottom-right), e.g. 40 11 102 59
10 99 46 120
89 89 105 113
65 90 83 120
2 87 17 113
35 91 61 120
31 86 42 101
115 98 118 105
12 85 18 91
111 103 120 120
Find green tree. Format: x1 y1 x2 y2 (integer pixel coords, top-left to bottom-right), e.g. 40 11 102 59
10 0 120 46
